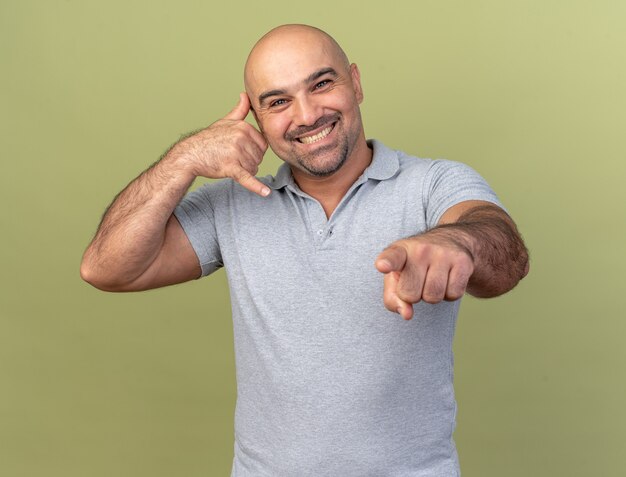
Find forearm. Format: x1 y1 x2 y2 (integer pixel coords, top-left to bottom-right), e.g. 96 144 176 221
80 144 197 289
424 204 529 297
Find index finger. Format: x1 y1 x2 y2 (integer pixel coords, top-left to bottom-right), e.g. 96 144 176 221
384 272 414 320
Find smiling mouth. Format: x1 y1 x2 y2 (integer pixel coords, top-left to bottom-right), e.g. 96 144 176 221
297 123 336 144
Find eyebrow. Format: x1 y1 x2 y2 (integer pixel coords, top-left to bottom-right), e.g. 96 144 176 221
257 67 339 106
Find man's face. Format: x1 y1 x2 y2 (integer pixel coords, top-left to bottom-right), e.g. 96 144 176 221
245 37 364 178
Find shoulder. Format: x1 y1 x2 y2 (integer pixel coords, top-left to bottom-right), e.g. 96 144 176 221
396 151 477 181
183 174 272 204
393 149 487 186
370 139 469 185
179 172 289 219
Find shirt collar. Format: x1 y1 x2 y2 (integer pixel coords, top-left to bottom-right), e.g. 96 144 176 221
268 162 295 190
267 138 400 190
362 139 400 181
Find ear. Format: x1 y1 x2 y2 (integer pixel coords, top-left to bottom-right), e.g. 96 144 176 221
246 94 264 132
250 105 259 124
350 63 364 104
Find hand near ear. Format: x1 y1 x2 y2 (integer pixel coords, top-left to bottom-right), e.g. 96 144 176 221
176 92 270 197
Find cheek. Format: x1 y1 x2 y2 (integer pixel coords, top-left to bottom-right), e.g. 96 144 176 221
259 115 290 140
327 92 360 116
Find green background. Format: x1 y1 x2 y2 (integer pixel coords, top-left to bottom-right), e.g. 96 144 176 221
2 1 625 475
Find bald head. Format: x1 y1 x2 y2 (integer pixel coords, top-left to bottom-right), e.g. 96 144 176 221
244 25 351 105
240 24 367 179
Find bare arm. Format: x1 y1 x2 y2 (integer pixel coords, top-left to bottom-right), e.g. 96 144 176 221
80 93 269 292
431 200 529 297
375 200 529 320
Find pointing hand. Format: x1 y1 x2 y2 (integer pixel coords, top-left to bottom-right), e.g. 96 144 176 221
375 236 475 320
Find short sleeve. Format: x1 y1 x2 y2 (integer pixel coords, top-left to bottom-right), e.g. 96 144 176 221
422 160 504 229
173 184 223 277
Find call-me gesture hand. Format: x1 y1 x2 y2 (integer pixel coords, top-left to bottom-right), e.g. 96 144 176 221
375 235 475 320
177 92 270 197
80 93 272 292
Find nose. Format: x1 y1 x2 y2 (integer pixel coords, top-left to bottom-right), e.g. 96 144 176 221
292 95 322 127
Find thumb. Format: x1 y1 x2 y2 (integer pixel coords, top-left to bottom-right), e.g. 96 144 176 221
224 92 250 121
375 244 408 273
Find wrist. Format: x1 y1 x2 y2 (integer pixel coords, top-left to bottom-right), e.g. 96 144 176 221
420 225 477 262
160 140 200 183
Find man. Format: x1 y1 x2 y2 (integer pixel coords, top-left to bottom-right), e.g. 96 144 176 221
81 24 528 476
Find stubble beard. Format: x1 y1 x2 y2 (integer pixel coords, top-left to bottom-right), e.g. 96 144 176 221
295 139 350 177
284 113 361 178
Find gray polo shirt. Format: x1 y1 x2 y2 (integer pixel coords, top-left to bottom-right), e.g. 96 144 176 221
174 139 502 477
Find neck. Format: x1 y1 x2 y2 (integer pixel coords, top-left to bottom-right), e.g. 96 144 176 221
291 136 372 218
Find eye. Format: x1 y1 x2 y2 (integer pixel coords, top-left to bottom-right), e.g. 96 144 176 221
314 79 331 90
269 98 288 108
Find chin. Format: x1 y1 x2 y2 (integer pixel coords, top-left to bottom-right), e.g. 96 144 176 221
295 140 350 177
298 155 347 177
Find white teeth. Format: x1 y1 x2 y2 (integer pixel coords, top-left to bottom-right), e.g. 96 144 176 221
299 125 333 144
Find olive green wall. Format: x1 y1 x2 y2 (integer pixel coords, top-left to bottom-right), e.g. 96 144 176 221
2 1 624 476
